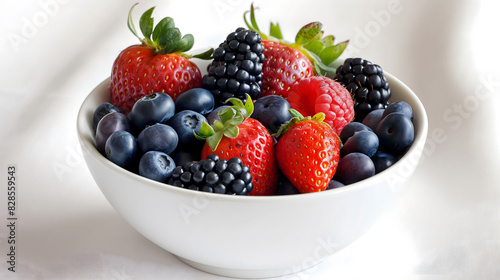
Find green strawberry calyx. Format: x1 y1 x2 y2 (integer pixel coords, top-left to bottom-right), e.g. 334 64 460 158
273 110 330 138
244 3 349 75
195 95 254 151
128 3 212 59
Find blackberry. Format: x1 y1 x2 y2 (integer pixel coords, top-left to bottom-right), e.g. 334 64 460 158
202 27 265 106
168 153 253 195
334 58 391 122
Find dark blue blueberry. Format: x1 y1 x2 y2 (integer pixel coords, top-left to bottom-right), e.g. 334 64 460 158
93 102 121 131
175 88 215 115
105 131 137 168
376 113 414 154
95 112 131 154
338 122 372 144
138 151 175 182
341 130 379 157
137 123 178 155
371 151 398 173
128 92 175 131
167 110 207 146
171 149 200 168
253 95 292 134
275 177 300 195
325 179 345 190
334 152 375 185
382 101 413 120
362 109 385 131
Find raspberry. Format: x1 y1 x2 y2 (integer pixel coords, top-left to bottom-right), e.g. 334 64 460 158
168 154 254 195
334 58 391 122
202 28 265 106
286 76 355 135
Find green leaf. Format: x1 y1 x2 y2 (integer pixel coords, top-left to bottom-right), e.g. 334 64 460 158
157 28 181 54
213 120 224 131
321 35 335 47
319 40 349 65
226 97 245 109
194 120 215 139
180 34 194 52
269 22 283 40
207 131 224 151
289 109 304 119
127 3 142 41
223 125 239 138
191 48 214 59
226 112 244 126
139 7 155 41
295 22 322 45
303 41 324 56
249 3 261 32
243 94 254 117
152 17 174 43
219 107 236 124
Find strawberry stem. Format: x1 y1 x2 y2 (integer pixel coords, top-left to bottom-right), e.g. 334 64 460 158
273 111 328 138
195 94 254 151
127 3 212 58
243 3 349 75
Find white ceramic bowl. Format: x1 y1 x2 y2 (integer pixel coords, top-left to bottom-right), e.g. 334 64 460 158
77 70 428 278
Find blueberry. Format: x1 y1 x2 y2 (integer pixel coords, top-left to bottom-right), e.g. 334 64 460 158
253 95 293 134
382 101 413 120
128 92 175 131
362 109 384 131
206 105 236 125
171 149 200 168
376 113 414 153
138 151 176 182
175 88 215 115
334 152 375 185
371 151 398 173
104 131 137 168
275 177 300 195
137 123 178 155
338 122 372 143
167 110 207 146
95 112 131 154
341 130 379 157
93 102 121 131
325 179 345 190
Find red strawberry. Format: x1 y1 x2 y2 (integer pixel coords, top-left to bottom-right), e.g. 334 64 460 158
110 4 212 113
197 96 278 195
244 4 349 98
275 111 341 193
286 76 355 135
260 40 314 98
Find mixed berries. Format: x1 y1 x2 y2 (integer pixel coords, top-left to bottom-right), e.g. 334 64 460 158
93 4 417 196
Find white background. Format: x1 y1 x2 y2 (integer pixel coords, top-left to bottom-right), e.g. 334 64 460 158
1 0 500 279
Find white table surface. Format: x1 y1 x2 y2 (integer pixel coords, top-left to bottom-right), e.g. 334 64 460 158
1 0 499 279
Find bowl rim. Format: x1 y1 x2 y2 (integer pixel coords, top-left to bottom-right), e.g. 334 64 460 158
77 71 428 202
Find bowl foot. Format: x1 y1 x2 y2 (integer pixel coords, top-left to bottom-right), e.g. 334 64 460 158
176 255 324 279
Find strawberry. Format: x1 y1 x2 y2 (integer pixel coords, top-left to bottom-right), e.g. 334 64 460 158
196 95 278 195
244 4 348 98
274 111 341 193
110 4 212 113
286 76 355 135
